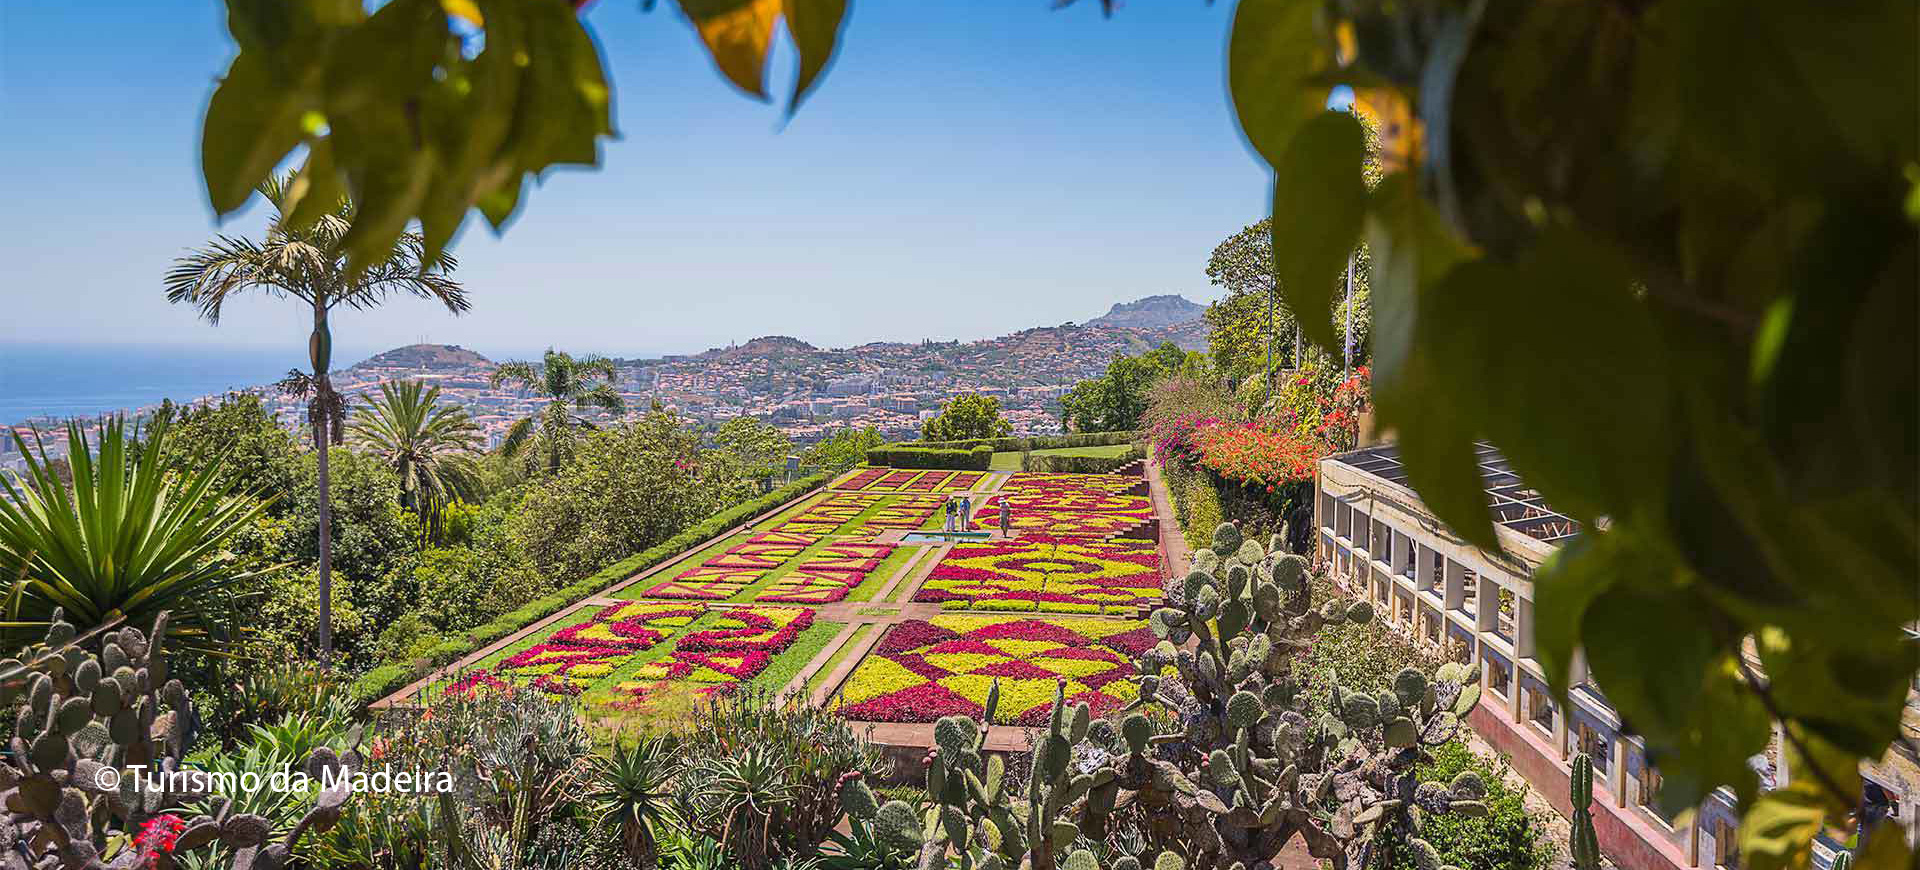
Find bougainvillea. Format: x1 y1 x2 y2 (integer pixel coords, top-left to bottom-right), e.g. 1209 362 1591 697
915 536 1161 613
623 605 815 685
837 615 1154 725
473 601 705 695
1188 419 1324 487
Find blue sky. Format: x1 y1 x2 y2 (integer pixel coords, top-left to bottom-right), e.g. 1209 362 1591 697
0 0 1269 359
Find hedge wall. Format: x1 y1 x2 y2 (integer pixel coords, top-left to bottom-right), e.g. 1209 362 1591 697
349 472 830 707
1022 446 1144 474
862 444 993 470
902 431 1140 452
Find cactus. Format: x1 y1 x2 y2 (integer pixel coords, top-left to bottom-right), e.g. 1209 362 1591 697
839 677 1115 870
1570 752 1602 870
0 610 355 870
1114 522 1482 870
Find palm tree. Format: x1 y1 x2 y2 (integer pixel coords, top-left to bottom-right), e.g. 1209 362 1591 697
164 175 468 665
349 379 482 541
0 417 271 648
489 349 625 474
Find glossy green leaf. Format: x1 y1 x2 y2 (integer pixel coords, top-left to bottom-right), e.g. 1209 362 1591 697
1756 627 1912 760
784 0 848 114
1228 0 1336 167
279 139 346 232
1420 232 1669 524
1581 585 1767 814
1363 174 1492 549
1531 532 1626 698
1268 111 1366 350
201 51 315 215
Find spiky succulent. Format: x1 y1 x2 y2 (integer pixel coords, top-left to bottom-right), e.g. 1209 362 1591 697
1116 522 1485 870
1570 752 1601 870
0 610 355 870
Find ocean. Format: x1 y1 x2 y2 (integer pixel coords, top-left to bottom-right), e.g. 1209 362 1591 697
0 344 340 427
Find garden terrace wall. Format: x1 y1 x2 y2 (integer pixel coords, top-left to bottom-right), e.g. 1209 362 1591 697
352 472 830 707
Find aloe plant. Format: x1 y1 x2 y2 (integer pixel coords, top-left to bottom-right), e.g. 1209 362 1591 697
0 417 271 647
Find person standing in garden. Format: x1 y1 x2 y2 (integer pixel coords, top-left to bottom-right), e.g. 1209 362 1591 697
943 496 956 532
998 499 1011 538
959 494 972 530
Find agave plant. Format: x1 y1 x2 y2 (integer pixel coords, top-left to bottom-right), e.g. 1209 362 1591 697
586 735 682 869
0 416 271 646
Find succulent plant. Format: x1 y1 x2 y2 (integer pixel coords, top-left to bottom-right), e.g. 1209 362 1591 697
1570 752 1601 870
838 678 1154 870
1117 522 1484 870
0 610 355 870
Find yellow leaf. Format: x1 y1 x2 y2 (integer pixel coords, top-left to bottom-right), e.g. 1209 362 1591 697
681 0 782 99
441 0 482 25
1353 87 1422 174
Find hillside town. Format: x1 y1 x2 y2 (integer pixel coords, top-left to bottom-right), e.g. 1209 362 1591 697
2 296 1205 470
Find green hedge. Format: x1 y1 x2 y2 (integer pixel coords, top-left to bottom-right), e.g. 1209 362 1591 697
863 444 994 470
1022 446 1144 474
901 431 1140 452
349 472 830 707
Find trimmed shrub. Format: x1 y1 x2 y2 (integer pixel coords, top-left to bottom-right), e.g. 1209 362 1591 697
899 430 1141 452
1021 446 1143 474
863 444 993 470
348 472 830 707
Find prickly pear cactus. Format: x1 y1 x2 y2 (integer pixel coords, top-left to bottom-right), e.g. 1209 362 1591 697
839 678 1123 870
1110 522 1485 870
1570 752 1601 870
0 610 355 870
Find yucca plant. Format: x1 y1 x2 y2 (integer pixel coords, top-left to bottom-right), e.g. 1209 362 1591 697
0 416 271 647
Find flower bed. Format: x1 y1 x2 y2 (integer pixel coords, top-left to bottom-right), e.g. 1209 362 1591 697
643 565 765 600
904 470 955 491
878 469 921 489
459 601 705 695
970 500 1155 539
942 471 985 491
834 468 888 491
622 605 815 685
852 493 945 534
837 615 1154 725
755 542 896 603
915 536 1160 613
786 491 883 527
1005 472 1144 495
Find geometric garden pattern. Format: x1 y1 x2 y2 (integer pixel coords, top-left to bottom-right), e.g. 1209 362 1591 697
836 615 1155 726
914 535 1161 614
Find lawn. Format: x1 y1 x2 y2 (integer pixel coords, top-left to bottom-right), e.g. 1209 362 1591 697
806 623 873 696
989 442 1136 471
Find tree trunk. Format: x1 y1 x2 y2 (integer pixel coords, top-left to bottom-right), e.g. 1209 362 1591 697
315 382 333 667
311 304 334 668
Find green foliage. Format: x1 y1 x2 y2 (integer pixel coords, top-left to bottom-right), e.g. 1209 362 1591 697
1227 0 1918 835
510 410 731 581
1387 740 1552 870
1302 572 1444 695
803 426 886 473
586 735 681 866
0 418 272 647
713 416 796 495
1060 342 1199 433
921 392 1012 442
347 378 482 540
674 688 884 869
1204 215 1372 387
154 393 301 513
491 349 627 475
908 431 1140 452
863 444 994 471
